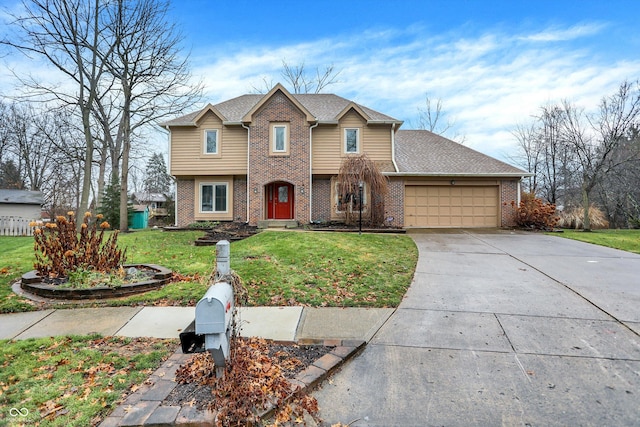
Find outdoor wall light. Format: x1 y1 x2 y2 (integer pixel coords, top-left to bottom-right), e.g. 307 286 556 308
450 180 456 185
253 187 258 194
300 186 305 195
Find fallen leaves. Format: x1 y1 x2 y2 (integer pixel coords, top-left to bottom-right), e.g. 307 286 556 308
175 337 320 426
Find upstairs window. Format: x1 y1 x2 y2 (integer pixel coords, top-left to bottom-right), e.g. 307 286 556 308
344 128 359 153
270 123 290 156
204 129 219 154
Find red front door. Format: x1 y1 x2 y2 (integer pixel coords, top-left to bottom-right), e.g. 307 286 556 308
267 182 294 219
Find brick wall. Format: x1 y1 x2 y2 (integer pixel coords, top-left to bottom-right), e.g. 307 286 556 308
383 177 405 227
501 179 519 227
233 176 247 222
248 91 311 225
311 178 332 222
176 178 195 227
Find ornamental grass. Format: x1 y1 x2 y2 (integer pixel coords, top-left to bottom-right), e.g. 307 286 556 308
30 212 127 278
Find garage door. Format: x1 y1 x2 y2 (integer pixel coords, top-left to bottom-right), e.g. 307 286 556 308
404 185 499 227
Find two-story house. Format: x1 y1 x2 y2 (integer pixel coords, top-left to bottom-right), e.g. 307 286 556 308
161 83 526 228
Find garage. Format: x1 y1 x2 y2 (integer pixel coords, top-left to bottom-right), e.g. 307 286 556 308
404 185 499 227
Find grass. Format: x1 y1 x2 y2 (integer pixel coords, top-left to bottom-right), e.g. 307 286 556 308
0 229 417 313
552 229 640 254
0 335 175 426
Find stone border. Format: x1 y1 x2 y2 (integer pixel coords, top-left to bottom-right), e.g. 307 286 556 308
20 264 173 300
99 339 366 427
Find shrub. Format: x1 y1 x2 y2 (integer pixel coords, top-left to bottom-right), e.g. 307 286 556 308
556 205 610 229
512 193 559 230
31 212 127 278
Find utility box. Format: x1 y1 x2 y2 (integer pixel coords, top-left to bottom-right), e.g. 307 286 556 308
195 281 234 377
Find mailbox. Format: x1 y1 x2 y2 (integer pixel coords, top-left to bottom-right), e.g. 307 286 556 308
195 281 234 377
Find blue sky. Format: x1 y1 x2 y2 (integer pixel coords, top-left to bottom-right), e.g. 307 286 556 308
2 0 640 163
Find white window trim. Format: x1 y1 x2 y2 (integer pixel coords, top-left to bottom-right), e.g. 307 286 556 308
270 123 289 155
344 128 360 154
199 182 229 213
203 129 219 155
334 181 368 214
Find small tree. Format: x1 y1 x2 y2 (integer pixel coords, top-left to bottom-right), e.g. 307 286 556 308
336 154 388 226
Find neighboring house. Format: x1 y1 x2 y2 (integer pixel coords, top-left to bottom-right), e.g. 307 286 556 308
132 192 168 218
160 83 527 228
0 189 43 219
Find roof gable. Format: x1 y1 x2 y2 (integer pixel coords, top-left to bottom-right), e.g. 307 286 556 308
336 102 371 122
242 83 316 123
192 103 227 124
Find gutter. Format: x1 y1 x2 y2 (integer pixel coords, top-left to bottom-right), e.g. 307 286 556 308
242 123 251 224
308 121 319 222
390 123 399 173
383 172 534 178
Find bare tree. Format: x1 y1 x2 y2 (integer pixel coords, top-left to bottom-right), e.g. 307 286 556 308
100 0 202 231
414 93 465 142
510 121 542 194
560 81 640 230
252 60 341 94
2 0 115 226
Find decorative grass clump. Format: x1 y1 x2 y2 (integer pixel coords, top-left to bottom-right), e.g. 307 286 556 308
556 205 610 229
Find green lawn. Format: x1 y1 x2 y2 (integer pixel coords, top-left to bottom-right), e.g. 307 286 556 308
0 335 175 426
552 229 640 254
0 229 417 313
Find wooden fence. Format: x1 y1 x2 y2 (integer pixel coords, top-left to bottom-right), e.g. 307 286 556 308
0 216 36 236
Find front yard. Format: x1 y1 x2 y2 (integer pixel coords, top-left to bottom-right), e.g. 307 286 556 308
0 229 418 313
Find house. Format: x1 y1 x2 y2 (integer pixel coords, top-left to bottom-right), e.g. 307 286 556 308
160 84 527 228
131 192 168 218
0 189 43 219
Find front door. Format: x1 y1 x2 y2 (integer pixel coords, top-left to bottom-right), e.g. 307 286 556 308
267 182 294 219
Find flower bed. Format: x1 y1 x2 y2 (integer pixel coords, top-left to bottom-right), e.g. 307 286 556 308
20 264 172 300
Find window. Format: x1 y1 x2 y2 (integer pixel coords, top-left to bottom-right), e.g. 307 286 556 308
270 123 289 155
200 183 228 213
204 130 218 154
335 181 367 213
344 128 359 153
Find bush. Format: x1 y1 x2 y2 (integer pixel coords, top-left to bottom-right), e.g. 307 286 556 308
31 212 127 278
512 193 559 230
556 205 609 229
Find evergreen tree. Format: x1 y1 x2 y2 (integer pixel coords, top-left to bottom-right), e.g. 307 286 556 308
99 176 121 229
143 153 172 194
0 160 25 189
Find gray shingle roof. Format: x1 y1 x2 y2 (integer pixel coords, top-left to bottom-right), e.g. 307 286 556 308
394 130 527 176
0 189 43 205
160 91 401 126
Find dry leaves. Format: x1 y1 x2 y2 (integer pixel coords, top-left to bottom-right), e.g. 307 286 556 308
175 337 320 426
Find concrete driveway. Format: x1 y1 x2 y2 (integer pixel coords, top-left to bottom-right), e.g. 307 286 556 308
312 230 640 426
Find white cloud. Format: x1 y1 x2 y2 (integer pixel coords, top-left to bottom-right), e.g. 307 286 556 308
185 22 640 162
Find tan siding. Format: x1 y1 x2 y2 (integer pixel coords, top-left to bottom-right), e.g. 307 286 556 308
312 110 393 174
312 125 341 174
170 112 247 175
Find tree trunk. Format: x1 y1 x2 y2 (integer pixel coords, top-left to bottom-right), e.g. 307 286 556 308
582 185 591 231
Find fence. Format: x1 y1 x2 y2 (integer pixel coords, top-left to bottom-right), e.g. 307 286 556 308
0 216 35 236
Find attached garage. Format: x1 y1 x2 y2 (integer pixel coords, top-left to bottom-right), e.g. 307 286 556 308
404 185 499 227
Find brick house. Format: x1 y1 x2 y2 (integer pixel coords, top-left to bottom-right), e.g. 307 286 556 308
160 84 527 228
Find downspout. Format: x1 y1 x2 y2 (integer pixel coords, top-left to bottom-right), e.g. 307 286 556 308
309 121 319 223
390 123 399 172
163 126 178 226
242 123 251 224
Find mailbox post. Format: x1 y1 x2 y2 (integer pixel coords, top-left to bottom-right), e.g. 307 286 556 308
179 240 235 378
195 280 234 378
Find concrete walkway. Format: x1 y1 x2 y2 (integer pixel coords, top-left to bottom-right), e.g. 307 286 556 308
0 305 393 344
312 230 640 426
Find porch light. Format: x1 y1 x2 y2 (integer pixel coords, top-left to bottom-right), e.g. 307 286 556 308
450 180 456 185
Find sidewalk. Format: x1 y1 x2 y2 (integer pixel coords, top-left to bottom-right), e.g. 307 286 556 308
0 306 393 343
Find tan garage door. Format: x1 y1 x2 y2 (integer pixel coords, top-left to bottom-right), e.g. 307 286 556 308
404 185 499 227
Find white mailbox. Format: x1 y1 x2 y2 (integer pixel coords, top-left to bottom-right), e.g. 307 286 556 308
195 281 234 377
